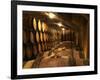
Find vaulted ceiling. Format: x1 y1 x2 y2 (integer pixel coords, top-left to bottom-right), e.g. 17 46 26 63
23 11 89 31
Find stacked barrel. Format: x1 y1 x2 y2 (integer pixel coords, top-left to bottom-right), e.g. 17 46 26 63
23 16 69 62
23 16 51 61
61 29 75 42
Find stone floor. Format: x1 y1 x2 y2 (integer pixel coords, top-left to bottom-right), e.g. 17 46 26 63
23 42 86 69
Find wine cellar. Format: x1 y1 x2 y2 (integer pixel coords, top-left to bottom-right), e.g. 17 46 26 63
23 11 89 68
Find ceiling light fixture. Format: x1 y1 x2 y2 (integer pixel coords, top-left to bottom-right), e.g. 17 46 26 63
45 12 56 19
58 22 63 27
48 13 56 19
62 28 65 31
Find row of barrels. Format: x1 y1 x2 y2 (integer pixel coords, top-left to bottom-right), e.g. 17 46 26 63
23 31 49 44
23 18 62 44
23 41 59 61
24 17 48 32
23 17 76 61
23 17 61 61
61 30 76 42
33 18 48 32
23 29 61 44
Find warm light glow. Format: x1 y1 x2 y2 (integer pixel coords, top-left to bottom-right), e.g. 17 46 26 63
62 28 65 31
58 22 63 27
48 13 55 19
45 12 56 19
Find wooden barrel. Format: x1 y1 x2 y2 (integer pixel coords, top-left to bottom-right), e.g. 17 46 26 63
43 33 46 42
42 22 45 32
46 34 48 42
38 43 42 53
45 23 48 32
41 43 44 51
32 45 38 58
38 20 42 31
30 31 35 43
43 42 47 51
42 22 48 32
48 42 51 50
23 31 30 43
26 46 33 60
40 32 43 42
33 18 37 31
36 31 40 43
